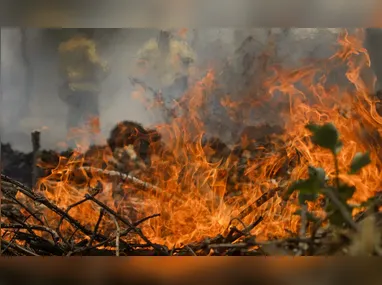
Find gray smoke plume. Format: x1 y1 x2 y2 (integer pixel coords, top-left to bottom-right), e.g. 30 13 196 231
1 28 158 151
1 28 356 152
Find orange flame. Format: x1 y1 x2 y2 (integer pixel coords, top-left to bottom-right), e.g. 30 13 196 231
17 29 382 249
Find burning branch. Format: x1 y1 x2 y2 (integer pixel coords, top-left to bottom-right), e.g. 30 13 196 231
237 187 282 220
2 118 382 256
1 173 165 256
81 167 162 194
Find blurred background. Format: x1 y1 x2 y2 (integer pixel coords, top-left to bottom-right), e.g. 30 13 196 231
0 258 381 285
1 28 348 151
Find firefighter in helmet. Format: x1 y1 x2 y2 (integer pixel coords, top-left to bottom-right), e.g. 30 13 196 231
135 30 197 106
58 29 109 143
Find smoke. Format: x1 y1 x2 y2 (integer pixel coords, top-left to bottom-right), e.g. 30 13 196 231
1 28 159 152
1 28 347 152
1 28 29 148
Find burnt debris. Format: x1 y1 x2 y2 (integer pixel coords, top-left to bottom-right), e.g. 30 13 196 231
1 143 33 187
107 120 162 164
1 118 380 256
1 121 162 187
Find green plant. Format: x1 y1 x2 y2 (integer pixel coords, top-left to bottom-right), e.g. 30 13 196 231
286 123 371 231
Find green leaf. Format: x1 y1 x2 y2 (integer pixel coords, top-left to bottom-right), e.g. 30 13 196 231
284 179 313 203
307 166 326 187
326 201 353 227
338 183 356 202
298 193 319 205
286 166 327 203
334 141 343 154
328 209 345 227
305 123 340 153
305 123 320 133
349 152 371 174
288 179 317 195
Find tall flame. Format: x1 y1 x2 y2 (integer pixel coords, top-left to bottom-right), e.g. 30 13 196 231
25 29 382 248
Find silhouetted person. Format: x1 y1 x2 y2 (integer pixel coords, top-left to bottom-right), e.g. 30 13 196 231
136 30 196 106
57 29 109 145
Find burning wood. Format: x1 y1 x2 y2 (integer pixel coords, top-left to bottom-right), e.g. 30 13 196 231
2 29 382 256
2 117 381 256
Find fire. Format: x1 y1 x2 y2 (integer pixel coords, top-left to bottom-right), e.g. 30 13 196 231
21 29 382 249
282 30 381 200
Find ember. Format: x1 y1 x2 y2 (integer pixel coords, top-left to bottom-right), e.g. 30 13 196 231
2 28 382 256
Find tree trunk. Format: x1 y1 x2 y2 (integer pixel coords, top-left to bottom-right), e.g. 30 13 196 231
20 28 33 118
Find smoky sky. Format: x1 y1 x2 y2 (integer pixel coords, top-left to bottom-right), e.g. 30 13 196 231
1 28 343 152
